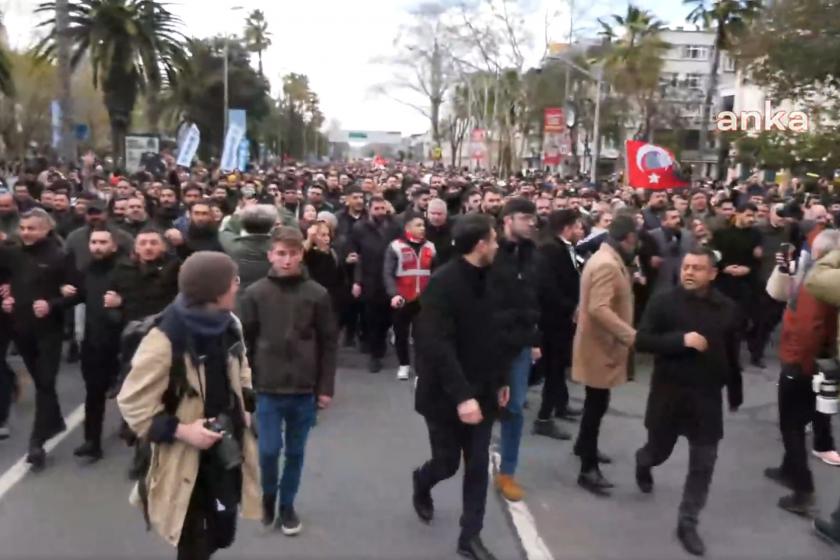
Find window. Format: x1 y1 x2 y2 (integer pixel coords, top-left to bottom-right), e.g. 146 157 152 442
683 45 708 60
685 73 703 88
658 72 678 88
723 56 736 72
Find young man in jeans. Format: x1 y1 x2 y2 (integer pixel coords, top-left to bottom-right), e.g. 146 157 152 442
240 227 338 535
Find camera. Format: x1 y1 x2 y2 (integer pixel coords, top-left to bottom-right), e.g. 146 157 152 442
813 358 840 415
204 413 243 470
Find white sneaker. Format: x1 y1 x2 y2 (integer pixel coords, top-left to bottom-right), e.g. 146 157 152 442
397 366 410 381
813 450 840 466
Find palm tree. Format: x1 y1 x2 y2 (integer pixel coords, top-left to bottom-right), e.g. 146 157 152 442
244 9 271 77
598 4 671 141
35 0 185 164
685 0 762 158
0 10 15 97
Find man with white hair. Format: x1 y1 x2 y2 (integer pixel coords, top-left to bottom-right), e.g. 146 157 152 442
765 229 840 516
426 198 453 265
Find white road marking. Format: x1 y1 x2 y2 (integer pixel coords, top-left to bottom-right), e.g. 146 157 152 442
491 450 555 560
0 404 86 501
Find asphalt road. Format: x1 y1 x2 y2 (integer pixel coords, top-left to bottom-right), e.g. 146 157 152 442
0 345 838 560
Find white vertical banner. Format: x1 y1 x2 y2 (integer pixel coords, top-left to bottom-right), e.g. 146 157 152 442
176 124 201 167
220 124 245 171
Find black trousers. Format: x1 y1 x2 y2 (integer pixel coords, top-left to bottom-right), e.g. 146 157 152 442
637 431 719 528
415 416 494 543
0 331 14 426
778 365 815 493
80 340 120 446
14 330 64 445
393 300 420 367
177 480 237 560
537 331 572 420
364 301 392 360
813 411 836 453
747 292 785 361
575 386 611 472
340 298 365 344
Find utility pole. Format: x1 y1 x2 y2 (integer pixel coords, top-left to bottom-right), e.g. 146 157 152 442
564 0 574 102
56 0 75 164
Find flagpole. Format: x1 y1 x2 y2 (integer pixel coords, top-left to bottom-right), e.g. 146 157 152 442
590 65 602 184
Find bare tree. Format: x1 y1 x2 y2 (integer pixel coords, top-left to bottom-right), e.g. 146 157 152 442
372 2 458 144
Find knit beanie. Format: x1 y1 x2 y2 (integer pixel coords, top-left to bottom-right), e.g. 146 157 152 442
502 197 536 217
178 251 239 307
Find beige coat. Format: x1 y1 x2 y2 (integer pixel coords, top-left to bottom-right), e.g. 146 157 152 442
572 242 637 389
804 249 840 354
117 328 261 547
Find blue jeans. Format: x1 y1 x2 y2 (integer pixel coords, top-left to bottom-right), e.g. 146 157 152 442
256 393 317 506
500 347 532 475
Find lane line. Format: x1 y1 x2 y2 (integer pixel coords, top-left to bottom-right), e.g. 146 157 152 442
491 450 555 560
0 403 86 501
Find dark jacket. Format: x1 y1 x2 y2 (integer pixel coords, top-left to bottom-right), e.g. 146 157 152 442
648 227 696 296
334 208 366 258
177 226 225 259
641 207 663 231
635 287 742 443
239 270 338 397
488 237 541 356
72 254 123 346
711 224 762 301
414 258 508 422
536 236 581 335
110 255 180 323
54 210 85 239
426 222 454 265
222 234 272 293
350 217 401 303
0 236 72 334
304 247 345 313
757 222 791 284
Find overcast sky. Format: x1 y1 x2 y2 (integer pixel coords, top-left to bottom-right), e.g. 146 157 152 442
2 0 692 136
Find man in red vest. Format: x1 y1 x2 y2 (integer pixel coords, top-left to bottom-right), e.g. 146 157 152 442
384 214 437 381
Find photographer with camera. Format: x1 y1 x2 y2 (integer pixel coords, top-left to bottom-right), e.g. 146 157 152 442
764 230 840 516
805 246 840 543
117 252 260 560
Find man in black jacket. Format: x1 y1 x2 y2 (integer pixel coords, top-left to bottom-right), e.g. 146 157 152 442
0 209 73 470
350 195 401 372
334 186 366 347
634 247 743 557
63 226 124 461
412 213 508 560
490 198 541 503
533 210 584 441
109 228 180 324
168 201 225 259
426 198 453 265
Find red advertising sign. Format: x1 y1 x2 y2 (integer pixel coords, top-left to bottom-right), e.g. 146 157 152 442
543 108 569 166
470 128 486 161
544 108 566 133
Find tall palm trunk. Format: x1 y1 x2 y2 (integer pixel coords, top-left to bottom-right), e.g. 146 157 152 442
701 22 724 160
55 0 75 163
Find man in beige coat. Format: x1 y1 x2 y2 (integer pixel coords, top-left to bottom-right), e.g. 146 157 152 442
572 213 638 495
118 252 260 560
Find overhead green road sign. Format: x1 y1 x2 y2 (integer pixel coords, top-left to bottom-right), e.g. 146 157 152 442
348 132 368 139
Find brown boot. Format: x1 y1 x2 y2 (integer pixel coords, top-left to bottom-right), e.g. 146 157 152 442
494 474 525 502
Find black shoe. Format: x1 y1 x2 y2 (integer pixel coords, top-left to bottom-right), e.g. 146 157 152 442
814 517 840 547
262 494 276 527
26 445 46 472
278 505 302 536
750 356 767 369
764 467 794 490
66 341 80 364
457 536 498 560
677 524 706 556
73 441 103 462
368 358 383 373
556 406 582 420
778 492 815 517
577 469 613 496
636 464 654 493
533 419 572 440
412 469 434 523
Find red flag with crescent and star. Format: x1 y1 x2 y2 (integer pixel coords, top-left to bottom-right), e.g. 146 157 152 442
625 140 689 190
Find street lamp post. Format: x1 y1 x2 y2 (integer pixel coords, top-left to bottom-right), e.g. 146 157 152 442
546 53 605 183
223 6 245 137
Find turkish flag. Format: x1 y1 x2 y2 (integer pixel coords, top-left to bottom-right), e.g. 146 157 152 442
625 140 689 190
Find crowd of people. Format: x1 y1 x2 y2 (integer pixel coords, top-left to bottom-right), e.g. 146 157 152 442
1 157 840 559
